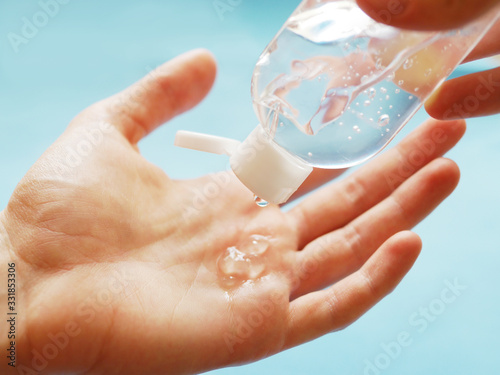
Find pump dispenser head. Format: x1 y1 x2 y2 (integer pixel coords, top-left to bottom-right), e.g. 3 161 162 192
174 125 313 205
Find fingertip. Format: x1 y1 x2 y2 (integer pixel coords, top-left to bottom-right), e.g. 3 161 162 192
390 231 422 259
424 87 461 121
438 157 461 188
356 0 409 27
97 48 218 143
171 48 218 110
424 89 444 119
425 117 467 143
357 0 499 30
436 156 461 179
371 231 421 295
188 47 217 62
420 157 461 203
186 48 218 84
451 119 467 140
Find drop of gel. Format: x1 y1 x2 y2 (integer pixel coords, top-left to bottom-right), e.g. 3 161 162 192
254 196 269 207
218 248 266 280
217 235 271 284
217 247 249 279
244 234 271 256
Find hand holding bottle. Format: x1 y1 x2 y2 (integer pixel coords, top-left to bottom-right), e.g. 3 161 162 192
176 0 494 204
357 0 500 119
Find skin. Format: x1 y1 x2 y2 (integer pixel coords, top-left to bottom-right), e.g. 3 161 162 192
355 0 500 119
0 49 465 375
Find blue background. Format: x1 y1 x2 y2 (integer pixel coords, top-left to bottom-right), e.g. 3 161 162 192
1 1 499 374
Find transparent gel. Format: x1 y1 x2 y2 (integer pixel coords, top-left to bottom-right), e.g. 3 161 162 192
217 235 271 286
252 0 500 168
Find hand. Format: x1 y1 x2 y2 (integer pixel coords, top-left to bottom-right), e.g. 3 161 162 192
356 0 500 119
0 49 464 375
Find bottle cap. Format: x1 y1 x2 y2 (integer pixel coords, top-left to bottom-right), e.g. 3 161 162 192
174 125 313 205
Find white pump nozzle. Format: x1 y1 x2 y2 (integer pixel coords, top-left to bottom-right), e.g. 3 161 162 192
174 125 313 205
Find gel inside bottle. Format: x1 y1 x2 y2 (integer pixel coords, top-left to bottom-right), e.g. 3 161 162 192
175 0 500 204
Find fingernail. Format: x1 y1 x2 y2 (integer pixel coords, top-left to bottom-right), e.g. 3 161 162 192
425 88 440 110
424 87 458 120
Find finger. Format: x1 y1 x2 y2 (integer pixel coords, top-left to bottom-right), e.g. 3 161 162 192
425 68 500 120
292 157 459 298
289 118 465 248
285 231 421 349
356 0 500 30
86 49 217 144
464 19 500 63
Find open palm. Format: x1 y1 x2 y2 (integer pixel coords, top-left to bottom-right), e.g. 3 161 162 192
0 50 464 375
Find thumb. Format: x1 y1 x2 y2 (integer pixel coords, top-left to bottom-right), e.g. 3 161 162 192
88 49 217 144
357 0 500 30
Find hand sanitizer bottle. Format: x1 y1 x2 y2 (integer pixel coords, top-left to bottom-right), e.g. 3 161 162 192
175 0 500 205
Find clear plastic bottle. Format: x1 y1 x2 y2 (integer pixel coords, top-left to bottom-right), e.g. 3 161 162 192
175 0 500 204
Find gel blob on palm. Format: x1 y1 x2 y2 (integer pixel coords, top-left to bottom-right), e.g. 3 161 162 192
175 0 500 205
